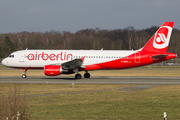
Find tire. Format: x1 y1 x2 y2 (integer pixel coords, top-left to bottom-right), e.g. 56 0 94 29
22 74 27 78
84 73 90 78
75 74 82 79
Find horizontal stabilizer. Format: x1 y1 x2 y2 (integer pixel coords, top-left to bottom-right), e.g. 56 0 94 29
151 54 168 60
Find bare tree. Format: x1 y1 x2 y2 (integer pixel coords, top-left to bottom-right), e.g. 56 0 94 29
125 26 135 50
0 26 180 58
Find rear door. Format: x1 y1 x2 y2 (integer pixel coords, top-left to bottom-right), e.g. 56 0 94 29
135 52 140 63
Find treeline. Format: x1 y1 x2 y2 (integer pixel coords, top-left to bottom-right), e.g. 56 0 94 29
0 26 180 58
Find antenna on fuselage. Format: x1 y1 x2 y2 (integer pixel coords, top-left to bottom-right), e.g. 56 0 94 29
101 48 103 51
26 48 28 50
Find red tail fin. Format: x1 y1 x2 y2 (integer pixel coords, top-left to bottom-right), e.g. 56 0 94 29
141 22 174 53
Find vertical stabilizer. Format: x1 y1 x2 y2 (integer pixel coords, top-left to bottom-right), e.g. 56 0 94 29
142 22 174 53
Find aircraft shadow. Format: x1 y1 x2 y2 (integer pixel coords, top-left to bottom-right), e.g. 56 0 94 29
41 77 80 80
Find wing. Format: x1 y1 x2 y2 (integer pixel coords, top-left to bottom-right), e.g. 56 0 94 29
61 56 86 69
48 56 101 71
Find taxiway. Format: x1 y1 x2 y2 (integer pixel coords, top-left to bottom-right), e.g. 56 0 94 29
0 76 179 85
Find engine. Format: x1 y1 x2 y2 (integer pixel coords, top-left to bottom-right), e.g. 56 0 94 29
44 65 69 76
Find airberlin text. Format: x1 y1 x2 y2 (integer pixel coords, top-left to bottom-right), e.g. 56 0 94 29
27 52 73 61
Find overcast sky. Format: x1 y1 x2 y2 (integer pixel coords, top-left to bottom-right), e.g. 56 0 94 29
0 0 179 33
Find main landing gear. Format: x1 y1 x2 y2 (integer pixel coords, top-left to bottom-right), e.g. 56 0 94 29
75 74 82 79
22 69 27 78
74 71 90 79
84 71 90 78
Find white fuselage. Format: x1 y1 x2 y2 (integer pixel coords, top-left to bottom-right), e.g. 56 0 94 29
2 49 138 68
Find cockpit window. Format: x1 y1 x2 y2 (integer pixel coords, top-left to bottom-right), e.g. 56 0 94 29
9 55 14 58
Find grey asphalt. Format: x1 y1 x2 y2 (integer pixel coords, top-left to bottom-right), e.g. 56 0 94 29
0 76 180 85
0 76 179 98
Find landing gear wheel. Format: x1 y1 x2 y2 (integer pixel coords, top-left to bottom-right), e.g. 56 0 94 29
84 72 90 78
75 74 82 79
22 69 27 78
22 74 27 78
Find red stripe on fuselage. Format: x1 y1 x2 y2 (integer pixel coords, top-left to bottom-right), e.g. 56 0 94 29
95 52 176 70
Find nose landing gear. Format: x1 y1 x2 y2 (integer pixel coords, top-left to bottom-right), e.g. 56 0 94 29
22 69 27 78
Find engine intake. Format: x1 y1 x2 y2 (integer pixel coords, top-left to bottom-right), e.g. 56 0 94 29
44 65 68 76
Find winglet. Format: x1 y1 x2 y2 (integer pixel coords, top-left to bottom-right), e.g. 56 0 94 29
80 56 86 61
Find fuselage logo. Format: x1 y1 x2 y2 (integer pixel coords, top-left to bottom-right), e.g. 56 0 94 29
153 26 172 49
27 52 73 61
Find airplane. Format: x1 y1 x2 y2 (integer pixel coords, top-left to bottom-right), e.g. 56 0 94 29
1 22 177 79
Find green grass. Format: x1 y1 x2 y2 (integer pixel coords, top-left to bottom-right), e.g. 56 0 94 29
30 85 180 120
1 84 180 120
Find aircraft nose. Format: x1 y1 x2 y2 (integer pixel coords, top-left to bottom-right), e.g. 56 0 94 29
1 58 8 66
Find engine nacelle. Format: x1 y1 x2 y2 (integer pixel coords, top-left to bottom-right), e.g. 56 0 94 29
44 65 68 76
